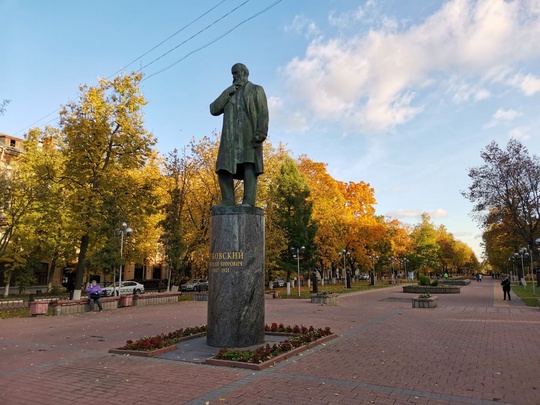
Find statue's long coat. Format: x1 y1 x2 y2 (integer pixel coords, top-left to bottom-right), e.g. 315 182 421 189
210 81 268 179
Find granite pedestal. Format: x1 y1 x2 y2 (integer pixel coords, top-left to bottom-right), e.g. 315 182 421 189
207 205 265 348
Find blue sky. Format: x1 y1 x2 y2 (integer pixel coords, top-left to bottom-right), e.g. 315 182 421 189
2 0 540 260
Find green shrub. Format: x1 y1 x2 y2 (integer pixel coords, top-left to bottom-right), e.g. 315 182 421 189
431 279 439 286
50 285 67 294
418 274 431 286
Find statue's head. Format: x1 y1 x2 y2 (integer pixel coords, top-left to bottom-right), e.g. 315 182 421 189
231 63 249 87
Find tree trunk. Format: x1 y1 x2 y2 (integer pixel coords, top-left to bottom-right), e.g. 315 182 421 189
46 256 58 293
72 234 90 300
3 271 11 297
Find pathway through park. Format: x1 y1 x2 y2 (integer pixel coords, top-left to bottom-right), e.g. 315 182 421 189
0 278 538 404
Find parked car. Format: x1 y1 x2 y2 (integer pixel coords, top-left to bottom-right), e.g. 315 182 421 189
101 281 145 296
359 274 370 280
273 278 285 288
180 279 208 292
142 279 168 290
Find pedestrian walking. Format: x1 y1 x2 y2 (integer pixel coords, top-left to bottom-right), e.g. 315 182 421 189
86 280 103 312
501 276 511 301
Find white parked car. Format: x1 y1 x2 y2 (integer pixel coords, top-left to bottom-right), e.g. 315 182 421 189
101 281 145 296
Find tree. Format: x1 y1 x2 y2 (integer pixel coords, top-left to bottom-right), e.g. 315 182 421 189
160 148 193 284
409 213 441 274
297 156 347 279
464 139 540 257
0 99 9 116
271 157 317 283
58 72 156 299
19 127 76 292
0 140 54 296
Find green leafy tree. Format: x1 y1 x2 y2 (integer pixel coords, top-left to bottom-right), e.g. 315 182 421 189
21 127 77 292
58 72 156 299
160 148 192 284
409 213 441 275
271 157 317 283
0 135 55 295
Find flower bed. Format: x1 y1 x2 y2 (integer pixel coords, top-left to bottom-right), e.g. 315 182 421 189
108 323 336 368
310 293 339 306
402 285 460 294
132 291 181 307
206 323 336 370
440 279 471 286
411 295 438 308
109 325 207 357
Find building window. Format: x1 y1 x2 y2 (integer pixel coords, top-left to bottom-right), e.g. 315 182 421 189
134 265 144 280
153 265 161 279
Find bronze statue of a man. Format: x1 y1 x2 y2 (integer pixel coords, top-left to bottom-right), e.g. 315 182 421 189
210 63 269 206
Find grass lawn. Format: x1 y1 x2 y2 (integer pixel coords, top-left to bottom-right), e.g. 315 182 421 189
511 283 540 307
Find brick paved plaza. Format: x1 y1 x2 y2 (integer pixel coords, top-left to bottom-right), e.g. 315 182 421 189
1 278 538 405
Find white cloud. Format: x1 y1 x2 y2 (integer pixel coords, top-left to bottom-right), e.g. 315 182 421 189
285 15 320 38
280 0 540 135
446 77 491 103
268 96 309 133
430 208 448 219
508 126 530 140
386 209 423 219
483 108 522 129
508 73 540 95
385 208 447 221
328 1 378 29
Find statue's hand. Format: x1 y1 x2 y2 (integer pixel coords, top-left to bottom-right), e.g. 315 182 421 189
253 132 266 148
227 85 238 96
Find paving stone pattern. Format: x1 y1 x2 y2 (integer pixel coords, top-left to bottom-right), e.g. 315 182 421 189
0 279 538 404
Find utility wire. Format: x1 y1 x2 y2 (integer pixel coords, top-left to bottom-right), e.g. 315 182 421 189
144 0 283 80
14 0 240 135
13 0 282 135
109 0 228 78
140 0 251 72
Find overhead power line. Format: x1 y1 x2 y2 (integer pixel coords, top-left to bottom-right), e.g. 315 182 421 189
14 0 238 136
139 0 251 72
13 0 283 135
144 0 283 80
109 0 229 78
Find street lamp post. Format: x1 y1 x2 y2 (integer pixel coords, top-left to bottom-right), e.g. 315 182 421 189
116 222 132 296
389 256 396 283
291 246 305 297
369 254 378 286
508 256 516 282
401 258 409 281
340 249 351 288
514 248 528 287
536 238 540 288
528 245 536 296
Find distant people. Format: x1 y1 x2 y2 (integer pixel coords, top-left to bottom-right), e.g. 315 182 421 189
476 273 480 282
86 280 103 312
501 277 511 301
444 273 449 280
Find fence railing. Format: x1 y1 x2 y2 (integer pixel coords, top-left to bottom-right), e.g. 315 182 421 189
0 299 28 310
0 296 64 311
